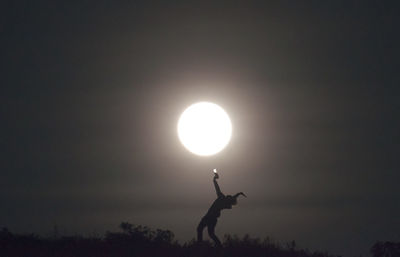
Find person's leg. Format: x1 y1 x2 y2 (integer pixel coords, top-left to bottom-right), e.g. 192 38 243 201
207 220 222 247
197 218 207 242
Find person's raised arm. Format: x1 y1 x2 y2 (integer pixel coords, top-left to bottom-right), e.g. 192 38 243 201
213 175 224 198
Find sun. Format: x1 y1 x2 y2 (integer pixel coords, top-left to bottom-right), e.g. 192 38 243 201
178 102 232 156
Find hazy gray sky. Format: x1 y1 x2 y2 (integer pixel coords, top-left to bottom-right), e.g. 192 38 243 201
1 1 399 256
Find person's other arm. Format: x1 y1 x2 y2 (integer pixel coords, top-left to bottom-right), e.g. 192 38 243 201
234 192 247 198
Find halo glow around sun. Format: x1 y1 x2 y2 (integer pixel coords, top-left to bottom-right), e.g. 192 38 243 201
178 102 232 156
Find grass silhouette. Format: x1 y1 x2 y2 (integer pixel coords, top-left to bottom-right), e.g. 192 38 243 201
1 223 398 257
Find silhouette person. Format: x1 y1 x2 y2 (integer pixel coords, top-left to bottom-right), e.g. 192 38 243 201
197 171 246 247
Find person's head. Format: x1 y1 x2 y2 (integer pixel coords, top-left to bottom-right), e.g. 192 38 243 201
225 195 237 208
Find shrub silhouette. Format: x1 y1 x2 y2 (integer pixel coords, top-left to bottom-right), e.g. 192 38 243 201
371 241 400 257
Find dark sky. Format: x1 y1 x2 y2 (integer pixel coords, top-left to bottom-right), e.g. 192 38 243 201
1 1 399 256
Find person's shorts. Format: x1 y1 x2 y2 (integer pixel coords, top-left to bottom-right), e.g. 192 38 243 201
200 215 218 227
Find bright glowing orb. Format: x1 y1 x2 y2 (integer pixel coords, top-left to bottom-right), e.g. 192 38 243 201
178 102 232 156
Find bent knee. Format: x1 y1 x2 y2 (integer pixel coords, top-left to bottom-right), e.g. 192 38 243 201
207 228 216 236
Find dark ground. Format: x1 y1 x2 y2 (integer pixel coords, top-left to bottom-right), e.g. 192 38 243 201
1 223 398 257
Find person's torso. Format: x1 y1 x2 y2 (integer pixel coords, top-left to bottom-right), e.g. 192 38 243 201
205 197 229 218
